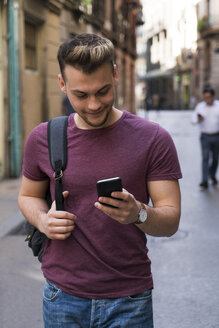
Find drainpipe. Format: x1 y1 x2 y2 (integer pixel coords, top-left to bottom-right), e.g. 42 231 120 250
8 0 21 177
0 2 4 178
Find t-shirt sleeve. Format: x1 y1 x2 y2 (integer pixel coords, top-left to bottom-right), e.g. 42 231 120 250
22 125 49 181
147 125 182 181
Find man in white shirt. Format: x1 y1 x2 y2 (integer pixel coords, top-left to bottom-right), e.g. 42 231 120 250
193 87 219 189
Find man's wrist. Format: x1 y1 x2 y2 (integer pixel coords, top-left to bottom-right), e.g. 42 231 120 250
38 211 48 233
134 202 148 225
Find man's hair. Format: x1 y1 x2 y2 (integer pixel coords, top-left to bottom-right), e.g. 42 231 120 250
57 33 115 79
203 86 215 96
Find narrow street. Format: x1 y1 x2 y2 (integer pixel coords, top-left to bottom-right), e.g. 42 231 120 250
145 110 219 328
1 110 219 328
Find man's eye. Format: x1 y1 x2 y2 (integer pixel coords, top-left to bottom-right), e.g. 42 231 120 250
76 94 87 99
98 89 109 96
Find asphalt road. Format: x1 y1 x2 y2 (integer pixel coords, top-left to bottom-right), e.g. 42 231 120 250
0 110 219 328
0 228 44 328
146 110 219 328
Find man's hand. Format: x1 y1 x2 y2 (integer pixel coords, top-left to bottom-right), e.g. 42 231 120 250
94 188 141 225
40 191 77 240
198 113 204 122
95 180 181 237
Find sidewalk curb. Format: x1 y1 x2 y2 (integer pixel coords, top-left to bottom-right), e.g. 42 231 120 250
0 211 25 239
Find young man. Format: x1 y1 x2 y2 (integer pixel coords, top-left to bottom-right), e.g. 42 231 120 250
18 33 182 327
193 87 219 189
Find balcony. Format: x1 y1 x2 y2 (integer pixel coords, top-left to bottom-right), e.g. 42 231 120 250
197 16 209 34
198 15 219 38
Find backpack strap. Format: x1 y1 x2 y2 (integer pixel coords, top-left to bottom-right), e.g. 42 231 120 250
47 116 68 211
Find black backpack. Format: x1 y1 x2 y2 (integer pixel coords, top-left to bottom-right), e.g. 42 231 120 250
24 116 68 262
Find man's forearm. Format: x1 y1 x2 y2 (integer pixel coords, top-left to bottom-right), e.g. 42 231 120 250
18 195 49 232
18 177 76 240
137 204 180 237
19 192 76 240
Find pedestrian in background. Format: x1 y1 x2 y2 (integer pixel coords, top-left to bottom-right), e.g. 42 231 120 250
62 94 75 115
18 33 182 327
192 87 219 189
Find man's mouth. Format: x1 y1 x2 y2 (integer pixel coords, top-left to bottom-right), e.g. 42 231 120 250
87 108 105 116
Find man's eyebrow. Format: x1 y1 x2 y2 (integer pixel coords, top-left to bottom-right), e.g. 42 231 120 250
71 89 87 95
97 84 112 92
71 84 112 95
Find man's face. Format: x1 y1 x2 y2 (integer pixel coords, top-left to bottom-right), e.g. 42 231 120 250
59 63 118 129
203 92 214 106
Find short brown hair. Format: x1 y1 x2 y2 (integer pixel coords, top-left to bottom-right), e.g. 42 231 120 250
203 86 215 96
57 33 115 79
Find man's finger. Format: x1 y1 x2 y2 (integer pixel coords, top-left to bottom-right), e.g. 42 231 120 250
52 218 76 226
49 190 69 211
63 190 69 199
50 232 72 240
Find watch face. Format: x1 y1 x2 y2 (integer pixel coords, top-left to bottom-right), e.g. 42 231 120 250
139 208 147 223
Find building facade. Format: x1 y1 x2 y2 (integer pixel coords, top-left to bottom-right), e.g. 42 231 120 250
195 0 219 98
0 0 142 179
136 0 219 110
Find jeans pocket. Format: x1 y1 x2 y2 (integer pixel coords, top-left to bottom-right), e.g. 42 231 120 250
43 280 62 302
128 289 152 301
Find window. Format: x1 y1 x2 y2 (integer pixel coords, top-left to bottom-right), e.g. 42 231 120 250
92 0 105 23
25 21 37 70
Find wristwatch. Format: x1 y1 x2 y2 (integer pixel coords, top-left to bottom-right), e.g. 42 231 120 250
135 203 148 225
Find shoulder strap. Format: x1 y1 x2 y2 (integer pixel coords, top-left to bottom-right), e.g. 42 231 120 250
47 116 68 211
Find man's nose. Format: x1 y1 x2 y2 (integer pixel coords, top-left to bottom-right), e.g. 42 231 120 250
88 96 101 110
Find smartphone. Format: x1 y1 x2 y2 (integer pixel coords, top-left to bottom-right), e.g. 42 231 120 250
96 177 123 207
198 113 204 121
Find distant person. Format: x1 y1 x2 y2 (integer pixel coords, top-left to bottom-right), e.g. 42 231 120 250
192 87 219 189
152 94 160 110
62 94 75 115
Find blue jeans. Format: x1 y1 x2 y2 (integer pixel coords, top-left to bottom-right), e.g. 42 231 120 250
200 133 219 182
43 280 153 328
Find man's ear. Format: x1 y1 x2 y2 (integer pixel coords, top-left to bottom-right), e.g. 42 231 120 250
58 74 67 93
113 64 119 85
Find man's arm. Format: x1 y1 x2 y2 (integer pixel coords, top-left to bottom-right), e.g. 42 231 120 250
192 103 205 124
18 176 76 240
137 180 181 236
94 179 181 237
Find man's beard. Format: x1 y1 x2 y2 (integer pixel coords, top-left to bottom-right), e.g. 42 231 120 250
78 107 111 128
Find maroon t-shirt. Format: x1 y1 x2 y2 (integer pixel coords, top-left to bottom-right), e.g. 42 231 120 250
22 110 182 299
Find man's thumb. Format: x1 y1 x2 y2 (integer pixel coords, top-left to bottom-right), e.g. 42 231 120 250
63 190 69 199
50 191 69 211
50 199 56 211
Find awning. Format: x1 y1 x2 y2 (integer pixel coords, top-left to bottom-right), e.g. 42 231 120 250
145 68 174 79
